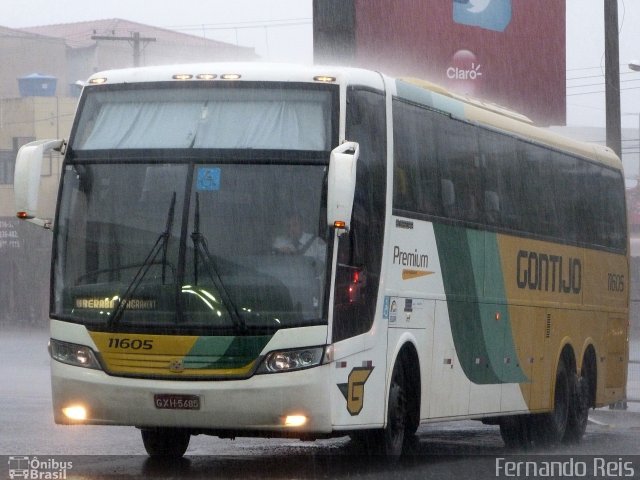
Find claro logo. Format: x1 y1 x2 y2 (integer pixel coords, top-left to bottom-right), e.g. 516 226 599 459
446 49 483 95
447 59 483 80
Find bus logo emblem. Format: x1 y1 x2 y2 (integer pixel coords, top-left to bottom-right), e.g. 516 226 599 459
168 359 185 373
337 366 374 416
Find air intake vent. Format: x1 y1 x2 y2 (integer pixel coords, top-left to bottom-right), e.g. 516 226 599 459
545 314 551 338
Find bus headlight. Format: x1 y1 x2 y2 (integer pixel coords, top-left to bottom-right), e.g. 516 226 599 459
49 339 102 370
257 346 325 374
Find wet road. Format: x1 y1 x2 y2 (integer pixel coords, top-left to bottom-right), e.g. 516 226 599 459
1 327 639 479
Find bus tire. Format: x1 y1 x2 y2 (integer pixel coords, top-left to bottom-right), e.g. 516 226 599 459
564 364 592 443
141 428 190 458
532 359 570 446
352 360 409 457
386 361 409 456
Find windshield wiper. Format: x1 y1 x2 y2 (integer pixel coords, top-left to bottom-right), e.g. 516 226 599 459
108 192 176 330
191 192 246 331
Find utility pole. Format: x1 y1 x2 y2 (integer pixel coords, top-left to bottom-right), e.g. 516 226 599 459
604 0 621 158
91 31 157 67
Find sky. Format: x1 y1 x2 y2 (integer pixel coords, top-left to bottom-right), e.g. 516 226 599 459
2 0 640 129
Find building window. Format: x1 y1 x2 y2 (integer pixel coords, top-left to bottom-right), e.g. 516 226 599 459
0 151 15 185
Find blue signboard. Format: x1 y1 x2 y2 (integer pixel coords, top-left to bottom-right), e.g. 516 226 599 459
453 0 512 32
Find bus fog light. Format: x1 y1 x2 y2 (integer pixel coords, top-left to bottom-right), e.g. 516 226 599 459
257 347 324 373
62 405 87 421
50 339 102 370
284 415 307 427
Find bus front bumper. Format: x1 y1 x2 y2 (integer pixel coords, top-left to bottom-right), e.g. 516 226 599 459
51 360 333 435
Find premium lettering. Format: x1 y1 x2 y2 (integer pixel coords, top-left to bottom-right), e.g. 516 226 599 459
393 246 429 269
516 250 581 294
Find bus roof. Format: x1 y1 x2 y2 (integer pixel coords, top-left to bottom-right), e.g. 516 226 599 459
85 62 385 90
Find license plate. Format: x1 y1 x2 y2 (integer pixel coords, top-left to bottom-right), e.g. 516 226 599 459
154 394 201 410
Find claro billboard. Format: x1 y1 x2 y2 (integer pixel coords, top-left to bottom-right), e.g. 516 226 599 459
314 0 566 126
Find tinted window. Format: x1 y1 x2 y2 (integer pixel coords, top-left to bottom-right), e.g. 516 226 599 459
392 97 627 252
393 101 440 216
333 88 387 342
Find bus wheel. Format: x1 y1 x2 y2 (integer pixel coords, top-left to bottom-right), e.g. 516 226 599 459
532 360 570 446
564 369 591 443
383 361 408 457
499 416 532 450
355 361 408 457
141 428 190 458
349 359 414 457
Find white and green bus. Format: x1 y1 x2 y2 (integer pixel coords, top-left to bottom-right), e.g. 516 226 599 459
15 63 629 457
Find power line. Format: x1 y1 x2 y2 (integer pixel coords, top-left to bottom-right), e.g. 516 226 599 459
567 71 640 82
567 78 640 90
0 113 76 128
567 85 640 97
567 62 636 73
165 18 312 31
91 32 156 67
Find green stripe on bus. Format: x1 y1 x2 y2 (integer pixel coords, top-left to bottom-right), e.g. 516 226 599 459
184 335 272 369
480 230 528 384
434 224 527 384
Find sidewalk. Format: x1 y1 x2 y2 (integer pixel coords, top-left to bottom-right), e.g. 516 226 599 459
588 403 640 429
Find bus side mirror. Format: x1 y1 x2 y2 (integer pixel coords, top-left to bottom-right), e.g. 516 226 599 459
14 139 65 229
327 141 359 232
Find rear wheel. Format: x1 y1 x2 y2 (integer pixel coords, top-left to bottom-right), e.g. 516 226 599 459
141 428 190 458
531 359 570 446
564 361 592 443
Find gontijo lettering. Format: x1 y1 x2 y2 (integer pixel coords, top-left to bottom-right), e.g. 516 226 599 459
516 250 581 294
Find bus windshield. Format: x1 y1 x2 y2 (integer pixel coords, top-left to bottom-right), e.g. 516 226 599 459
54 80 337 333
54 162 330 332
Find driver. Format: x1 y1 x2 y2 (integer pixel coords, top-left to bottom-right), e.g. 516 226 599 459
272 213 325 264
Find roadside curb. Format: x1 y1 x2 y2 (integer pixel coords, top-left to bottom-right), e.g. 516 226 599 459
588 407 640 429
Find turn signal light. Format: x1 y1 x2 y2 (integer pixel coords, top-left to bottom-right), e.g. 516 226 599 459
333 220 346 229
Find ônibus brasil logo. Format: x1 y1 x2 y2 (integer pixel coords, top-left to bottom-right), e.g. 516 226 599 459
7 456 73 479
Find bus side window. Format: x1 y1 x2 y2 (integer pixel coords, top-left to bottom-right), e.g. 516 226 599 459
484 190 500 225
441 179 455 217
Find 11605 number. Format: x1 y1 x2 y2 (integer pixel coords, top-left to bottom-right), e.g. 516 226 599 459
107 338 154 350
